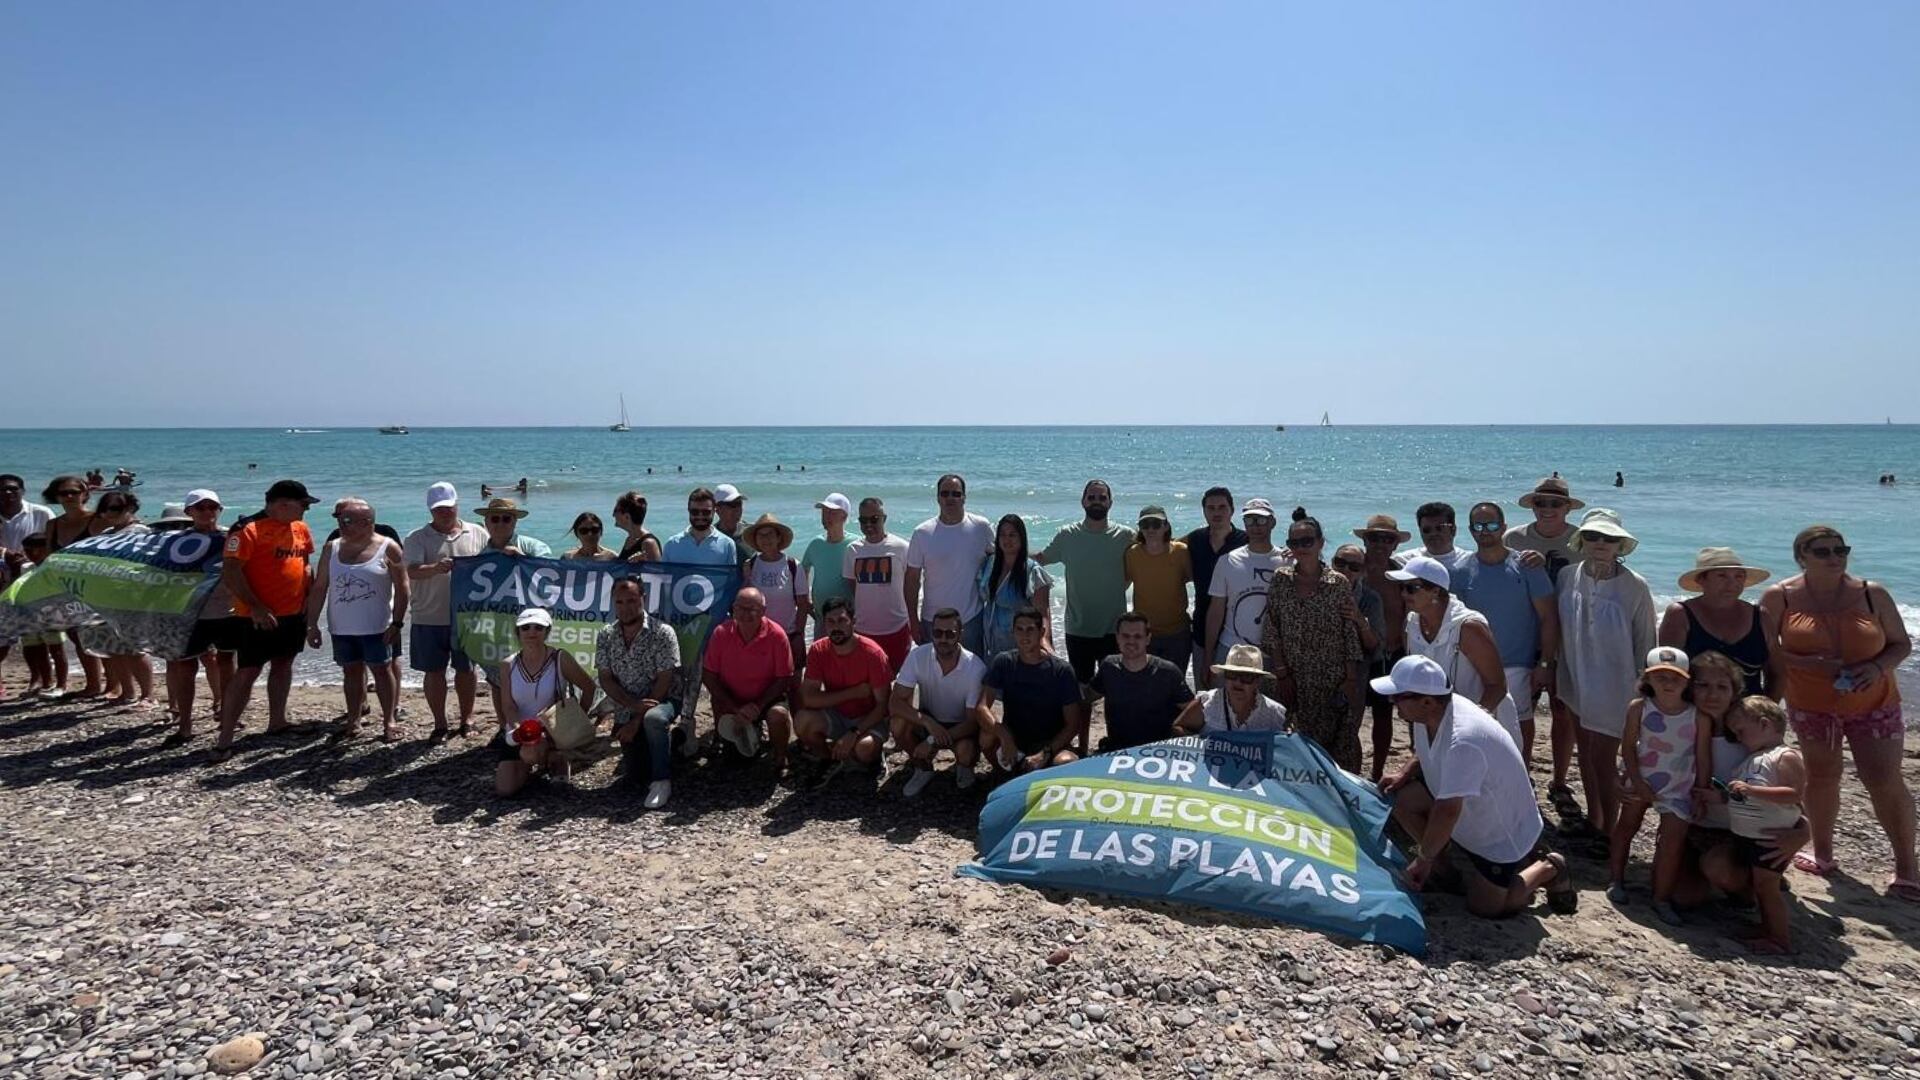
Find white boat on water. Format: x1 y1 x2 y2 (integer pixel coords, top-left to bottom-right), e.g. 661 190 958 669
610 394 631 432
378 425 409 435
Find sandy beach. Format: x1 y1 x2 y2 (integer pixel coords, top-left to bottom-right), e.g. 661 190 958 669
2 661 1919 1079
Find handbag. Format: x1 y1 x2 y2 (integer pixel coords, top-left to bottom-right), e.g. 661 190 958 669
545 657 598 753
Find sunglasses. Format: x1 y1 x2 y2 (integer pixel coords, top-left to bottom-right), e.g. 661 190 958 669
930 627 962 640
1531 498 1568 509
1331 559 1365 573
335 515 371 524
486 515 517 524
1284 535 1318 549
938 490 965 499
577 526 602 535
1578 530 1619 544
1468 521 1503 533
1805 544 1851 559
1363 532 1398 544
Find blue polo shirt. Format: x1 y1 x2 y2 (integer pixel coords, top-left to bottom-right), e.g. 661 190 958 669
663 528 738 567
1451 551 1554 668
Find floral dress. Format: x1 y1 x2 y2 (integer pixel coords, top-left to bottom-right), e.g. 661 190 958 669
1261 565 1364 770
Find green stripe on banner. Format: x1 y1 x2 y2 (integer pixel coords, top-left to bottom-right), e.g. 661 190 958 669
1021 777 1359 873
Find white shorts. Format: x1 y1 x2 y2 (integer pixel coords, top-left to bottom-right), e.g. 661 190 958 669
1505 667 1537 728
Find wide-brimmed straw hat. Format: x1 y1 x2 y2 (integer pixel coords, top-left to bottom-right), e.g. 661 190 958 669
1352 513 1411 543
1568 507 1637 556
1678 547 1770 592
1518 476 1585 511
1210 643 1273 680
746 512 794 550
474 497 530 520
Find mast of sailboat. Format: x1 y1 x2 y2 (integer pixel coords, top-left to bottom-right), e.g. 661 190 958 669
611 394 631 432
1320 411 1332 427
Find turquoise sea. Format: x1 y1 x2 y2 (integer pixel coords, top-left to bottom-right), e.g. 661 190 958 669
3 425 1915 706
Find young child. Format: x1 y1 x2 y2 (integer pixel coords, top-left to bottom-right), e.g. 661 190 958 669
1723 695 1806 954
1607 646 1707 925
13 534 65 696
1684 651 1749 835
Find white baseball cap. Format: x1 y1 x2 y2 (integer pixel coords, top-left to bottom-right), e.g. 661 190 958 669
713 484 745 504
815 493 853 517
1369 654 1451 697
1240 498 1277 520
1645 646 1691 679
1387 554 1451 591
184 488 222 509
515 608 553 629
427 481 459 510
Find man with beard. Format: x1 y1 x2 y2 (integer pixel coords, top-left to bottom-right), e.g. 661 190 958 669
1036 479 1135 703
599 577 684 808
795 598 893 768
889 607 990 796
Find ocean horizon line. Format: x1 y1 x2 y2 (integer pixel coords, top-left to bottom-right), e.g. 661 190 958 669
6 421 1911 433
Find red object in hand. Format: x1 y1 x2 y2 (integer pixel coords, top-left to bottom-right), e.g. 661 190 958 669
513 718 547 746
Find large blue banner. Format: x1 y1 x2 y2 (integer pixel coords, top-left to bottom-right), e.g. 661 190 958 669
450 554 740 713
959 732 1426 954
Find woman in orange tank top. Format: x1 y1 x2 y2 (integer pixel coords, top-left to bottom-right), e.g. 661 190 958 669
1759 524 1916 900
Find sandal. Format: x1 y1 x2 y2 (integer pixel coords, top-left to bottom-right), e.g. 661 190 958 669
1791 853 1838 877
1543 852 1578 915
207 745 233 764
1887 877 1920 904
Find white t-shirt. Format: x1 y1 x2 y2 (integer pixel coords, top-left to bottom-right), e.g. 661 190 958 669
1412 695 1543 864
1 501 52 551
747 554 810 635
906 513 993 622
1206 547 1288 649
842 533 911 636
896 643 988 724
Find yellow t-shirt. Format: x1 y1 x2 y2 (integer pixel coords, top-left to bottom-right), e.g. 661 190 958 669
1124 541 1192 636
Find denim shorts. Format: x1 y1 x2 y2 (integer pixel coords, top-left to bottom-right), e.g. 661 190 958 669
409 623 472 674
332 632 392 666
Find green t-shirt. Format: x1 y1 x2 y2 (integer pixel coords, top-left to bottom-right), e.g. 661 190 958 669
1040 522 1135 638
800 535 855 605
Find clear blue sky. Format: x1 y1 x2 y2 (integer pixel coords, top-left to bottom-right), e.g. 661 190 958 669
3 3 1916 427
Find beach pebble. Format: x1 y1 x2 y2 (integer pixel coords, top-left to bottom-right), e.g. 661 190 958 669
207 1035 266 1075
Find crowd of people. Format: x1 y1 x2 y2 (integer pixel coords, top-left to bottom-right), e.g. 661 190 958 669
1 469 1914 947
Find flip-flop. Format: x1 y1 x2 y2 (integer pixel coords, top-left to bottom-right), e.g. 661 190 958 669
1887 877 1920 903
1792 853 1838 877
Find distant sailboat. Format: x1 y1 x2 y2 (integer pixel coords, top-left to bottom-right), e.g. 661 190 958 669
610 394 632 432
1320 411 1332 427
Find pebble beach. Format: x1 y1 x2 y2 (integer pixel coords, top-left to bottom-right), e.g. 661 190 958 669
3 665 1919 1079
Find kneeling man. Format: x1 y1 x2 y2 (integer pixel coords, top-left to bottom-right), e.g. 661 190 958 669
1374 655 1576 918
795 598 892 767
979 606 1083 773
890 607 990 796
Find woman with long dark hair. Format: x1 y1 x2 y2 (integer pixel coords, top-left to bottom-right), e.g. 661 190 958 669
977 514 1053 657
40 474 104 697
564 512 617 560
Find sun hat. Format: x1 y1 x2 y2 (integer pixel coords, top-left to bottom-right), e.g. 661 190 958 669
1137 504 1170 527
746 512 794 550
1568 507 1637 556
154 502 192 526
1240 498 1277 520
1353 513 1411 543
1386 554 1451 591
713 484 746 505
815 492 853 517
474 497 530 520
1677 547 1770 592
1645 646 1691 679
1369 654 1451 697
515 608 553 629
184 488 222 510
426 481 458 510
1518 477 1586 511
264 479 319 506
1209 643 1272 680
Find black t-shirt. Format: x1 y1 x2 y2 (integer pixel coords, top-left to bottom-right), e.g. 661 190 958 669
1091 655 1195 750
1183 526 1247 629
983 651 1081 750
